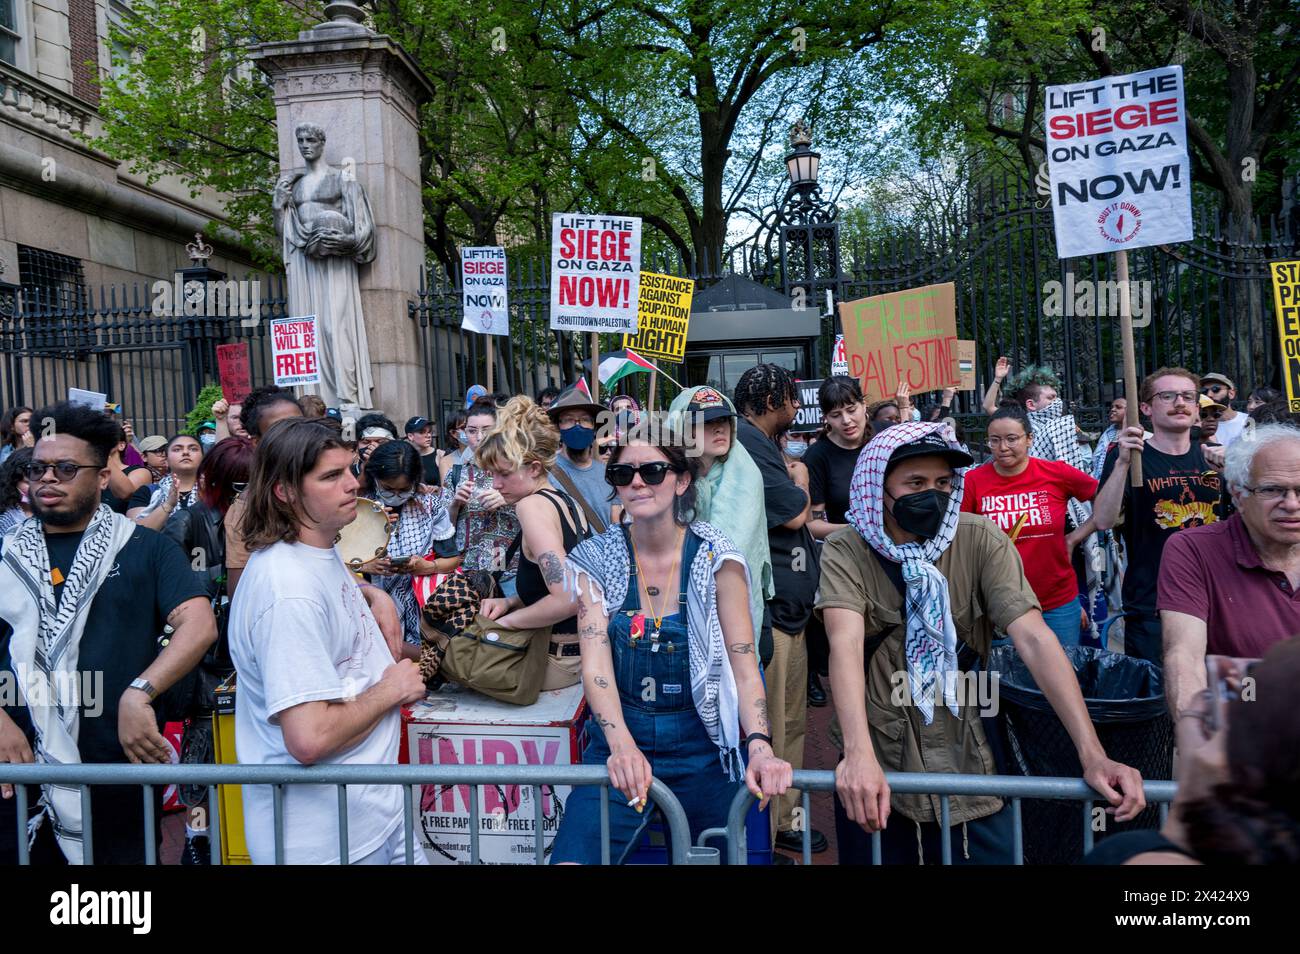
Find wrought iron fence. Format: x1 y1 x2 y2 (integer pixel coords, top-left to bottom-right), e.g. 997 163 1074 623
0 273 290 436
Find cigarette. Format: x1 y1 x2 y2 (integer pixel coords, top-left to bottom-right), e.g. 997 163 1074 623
627 796 645 812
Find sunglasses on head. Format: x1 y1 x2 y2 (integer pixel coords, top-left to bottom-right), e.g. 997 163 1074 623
605 461 674 487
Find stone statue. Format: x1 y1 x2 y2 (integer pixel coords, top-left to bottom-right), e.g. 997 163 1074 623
273 121 377 407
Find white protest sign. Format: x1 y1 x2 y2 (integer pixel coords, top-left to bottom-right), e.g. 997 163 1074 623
68 387 108 411
1045 65 1193 259
461 246 509 336
271 315 320 387
549 213 642 334
831 335 848 376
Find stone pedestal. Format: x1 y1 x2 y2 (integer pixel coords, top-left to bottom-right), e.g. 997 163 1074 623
248 7 433 415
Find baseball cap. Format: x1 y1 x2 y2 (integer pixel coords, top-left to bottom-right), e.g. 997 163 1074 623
405 416 432 434
198 420 216 433
685 386 734 423
138 435 168 453
465 384 488 409
1200 373 1235 391
1198 394 1227 414
885 433 974 474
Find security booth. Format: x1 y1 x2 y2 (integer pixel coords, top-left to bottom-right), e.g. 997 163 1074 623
683 275 823 395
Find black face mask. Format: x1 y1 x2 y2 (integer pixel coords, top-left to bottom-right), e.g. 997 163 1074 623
887 489 950 540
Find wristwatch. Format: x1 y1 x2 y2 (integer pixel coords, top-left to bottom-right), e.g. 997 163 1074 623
128 677 158 702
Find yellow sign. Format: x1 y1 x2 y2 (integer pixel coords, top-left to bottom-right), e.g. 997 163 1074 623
1271 260 1300 412
622 272 693 362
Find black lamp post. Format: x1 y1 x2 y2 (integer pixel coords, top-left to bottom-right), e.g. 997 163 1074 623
764 121 840 376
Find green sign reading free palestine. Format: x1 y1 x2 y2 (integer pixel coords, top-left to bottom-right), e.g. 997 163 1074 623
837 282 960 404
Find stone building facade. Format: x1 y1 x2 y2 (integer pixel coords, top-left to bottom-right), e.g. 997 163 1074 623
0 0 254 302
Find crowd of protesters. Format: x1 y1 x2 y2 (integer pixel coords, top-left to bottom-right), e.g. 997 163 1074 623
0 354 1297 867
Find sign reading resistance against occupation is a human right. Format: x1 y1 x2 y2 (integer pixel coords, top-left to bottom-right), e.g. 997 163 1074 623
461 246 508 336
1045 65 1193 259
1271 260 1300 412
837 282 960 404
271 315 320 387
622 272 693 362
549 213 642 333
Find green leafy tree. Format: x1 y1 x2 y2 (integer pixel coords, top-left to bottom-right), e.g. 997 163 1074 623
91 0 318 267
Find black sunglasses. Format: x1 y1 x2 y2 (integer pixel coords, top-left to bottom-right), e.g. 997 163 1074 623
26 461 100 482
606 462 674 487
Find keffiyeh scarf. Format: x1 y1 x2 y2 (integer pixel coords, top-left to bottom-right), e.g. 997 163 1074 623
136 474 198 519
847 421 965 724
565 521 747 780
1027 399 1093 526
380 490 456 645
0 505 137 863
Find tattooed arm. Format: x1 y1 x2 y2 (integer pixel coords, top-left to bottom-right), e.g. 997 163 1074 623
119 596 217 763
494 493 579 629
807 503 849 541
575 579 649 804
717 561 792 805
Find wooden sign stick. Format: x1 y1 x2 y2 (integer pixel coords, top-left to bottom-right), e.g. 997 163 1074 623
1117 249 1143 486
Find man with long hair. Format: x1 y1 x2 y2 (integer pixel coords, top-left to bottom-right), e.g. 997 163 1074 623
228 418 426 864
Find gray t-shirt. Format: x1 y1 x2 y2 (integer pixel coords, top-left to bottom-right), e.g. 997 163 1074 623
550 452 611 527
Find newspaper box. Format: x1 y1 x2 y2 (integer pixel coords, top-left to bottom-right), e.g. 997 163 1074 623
400 682 587 864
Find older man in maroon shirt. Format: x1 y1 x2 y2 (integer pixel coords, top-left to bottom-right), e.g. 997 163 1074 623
1159 423 1300 716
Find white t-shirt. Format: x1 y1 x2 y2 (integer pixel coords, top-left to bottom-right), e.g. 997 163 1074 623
1214 411 1249 447
229 539 402 864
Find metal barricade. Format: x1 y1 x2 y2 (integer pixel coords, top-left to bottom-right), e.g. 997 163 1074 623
702 770 1179 865
0 763 695 866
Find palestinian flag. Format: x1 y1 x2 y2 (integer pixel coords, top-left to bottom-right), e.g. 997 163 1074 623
591 349 657 389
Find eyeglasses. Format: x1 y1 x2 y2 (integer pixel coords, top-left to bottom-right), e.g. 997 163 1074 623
1244 485 1300 503
1153 391 1198 405
1200 385 1227 394
26 460 100 482
606 462 673 487
986 434 1026 448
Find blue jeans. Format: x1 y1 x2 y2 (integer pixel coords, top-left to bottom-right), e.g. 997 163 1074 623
1041 598 1082 647
549 706 743 864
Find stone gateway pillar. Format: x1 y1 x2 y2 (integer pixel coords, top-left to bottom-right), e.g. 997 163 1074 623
249 2 433 415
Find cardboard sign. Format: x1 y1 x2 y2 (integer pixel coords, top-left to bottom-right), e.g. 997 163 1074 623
1271 260 1300 412
837 282 960 404
271 315 320 387
790 379 825 433
549 213 642 333
216 342 252 403
622 272 693 360
831 335 848 376
956 339 977 391
1045 66 1193 258
461 246 509 336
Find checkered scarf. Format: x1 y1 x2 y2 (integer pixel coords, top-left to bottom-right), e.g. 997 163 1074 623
1027 399 1093 526
847 421 965 724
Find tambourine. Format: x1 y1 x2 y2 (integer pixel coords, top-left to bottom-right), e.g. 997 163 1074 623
335 497 393 569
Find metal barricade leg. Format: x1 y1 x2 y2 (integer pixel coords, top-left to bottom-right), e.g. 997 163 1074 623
337 784 349 864
80 785 93 865
142 785 156 866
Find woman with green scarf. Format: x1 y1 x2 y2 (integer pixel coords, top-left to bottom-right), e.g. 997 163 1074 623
667 386 773 650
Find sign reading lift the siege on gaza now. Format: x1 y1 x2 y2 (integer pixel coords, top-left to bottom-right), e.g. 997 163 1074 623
1045 65 1193 259
549 213 642 334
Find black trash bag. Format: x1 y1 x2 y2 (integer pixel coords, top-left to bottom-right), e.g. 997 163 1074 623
986 645 1173 865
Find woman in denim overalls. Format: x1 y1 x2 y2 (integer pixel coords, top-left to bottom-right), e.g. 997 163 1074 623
552 438 791 864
